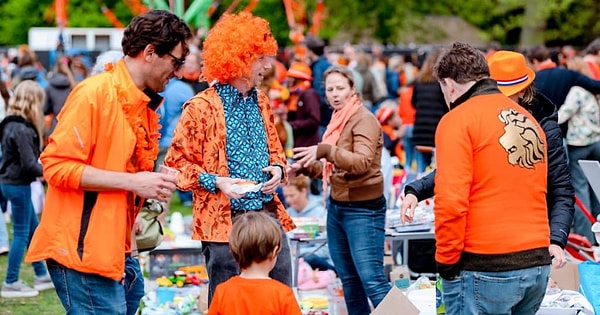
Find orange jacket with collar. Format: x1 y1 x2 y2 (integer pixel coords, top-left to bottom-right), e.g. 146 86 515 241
164 87 295 242
25 60 157 281
434 90 549 269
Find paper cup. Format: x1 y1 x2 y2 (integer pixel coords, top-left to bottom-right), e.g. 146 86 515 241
158 164 180 177
591 222 600 244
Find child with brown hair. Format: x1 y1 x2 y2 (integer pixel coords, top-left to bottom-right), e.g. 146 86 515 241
207 211 302 315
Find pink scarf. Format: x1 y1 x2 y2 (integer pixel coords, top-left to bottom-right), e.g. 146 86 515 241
321 94 363 198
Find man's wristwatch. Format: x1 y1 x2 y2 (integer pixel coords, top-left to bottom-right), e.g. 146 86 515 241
272 163 286 183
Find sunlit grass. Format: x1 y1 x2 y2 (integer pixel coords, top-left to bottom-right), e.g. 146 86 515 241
0 193 192 313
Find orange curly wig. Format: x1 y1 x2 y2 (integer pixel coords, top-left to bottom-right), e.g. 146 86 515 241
202 12 278 83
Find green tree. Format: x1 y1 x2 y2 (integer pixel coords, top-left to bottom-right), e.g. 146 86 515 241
2 0 600 48
0 0 134 46
0 0 53 45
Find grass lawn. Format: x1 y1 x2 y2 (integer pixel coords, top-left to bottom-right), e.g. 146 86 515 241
0 194 192 314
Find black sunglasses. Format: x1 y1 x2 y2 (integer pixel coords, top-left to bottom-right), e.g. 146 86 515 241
166 52 185 70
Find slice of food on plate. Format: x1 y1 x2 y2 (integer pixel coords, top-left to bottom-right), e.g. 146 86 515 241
231 180 262 194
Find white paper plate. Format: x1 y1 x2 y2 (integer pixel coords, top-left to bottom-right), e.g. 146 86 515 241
231 183 262 194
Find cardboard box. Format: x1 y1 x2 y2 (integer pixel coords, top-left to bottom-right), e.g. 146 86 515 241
550 261 580 291
371 286 419 315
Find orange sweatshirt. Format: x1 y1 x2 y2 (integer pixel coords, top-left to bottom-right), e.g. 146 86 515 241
434 88 549 275
208 276 302 315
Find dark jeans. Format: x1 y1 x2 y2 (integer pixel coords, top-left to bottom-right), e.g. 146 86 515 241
202 212 292 306
123 256 145 315
47 256 144 315
327 199 391 315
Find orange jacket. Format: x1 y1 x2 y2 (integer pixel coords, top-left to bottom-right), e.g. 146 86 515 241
25 60 156 280
208 276 302 315
164 87 295 242
434 92 549 266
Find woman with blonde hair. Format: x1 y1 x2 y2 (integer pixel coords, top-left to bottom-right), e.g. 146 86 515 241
0 80 53 298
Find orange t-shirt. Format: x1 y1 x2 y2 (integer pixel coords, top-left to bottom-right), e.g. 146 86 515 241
208 276 302 315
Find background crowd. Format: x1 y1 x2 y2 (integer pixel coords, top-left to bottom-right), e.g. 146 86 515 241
0 10 599 314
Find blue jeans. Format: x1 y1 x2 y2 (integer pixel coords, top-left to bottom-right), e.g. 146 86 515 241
1 184 47 284
48 256 143 315
327 199 391 315
415 151 433 174
0 195 9 249
202 213 293 306
402 125 416 172
123 256 145 315
443 265 550 315
568 142 600 243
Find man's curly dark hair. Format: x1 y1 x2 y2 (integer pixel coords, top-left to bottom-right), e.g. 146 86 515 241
122 10 192 58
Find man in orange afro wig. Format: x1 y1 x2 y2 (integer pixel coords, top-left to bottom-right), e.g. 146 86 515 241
202 12 278 83
164 12 295 307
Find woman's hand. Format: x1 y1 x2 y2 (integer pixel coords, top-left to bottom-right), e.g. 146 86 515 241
293 145 318 168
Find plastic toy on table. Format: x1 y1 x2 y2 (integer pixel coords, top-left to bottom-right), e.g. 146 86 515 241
155 270 208 288
140 284 203 315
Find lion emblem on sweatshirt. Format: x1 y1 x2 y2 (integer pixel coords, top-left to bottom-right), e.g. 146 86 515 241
498 108 545 169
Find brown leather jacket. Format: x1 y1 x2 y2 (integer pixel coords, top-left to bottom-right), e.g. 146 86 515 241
303 105 384 202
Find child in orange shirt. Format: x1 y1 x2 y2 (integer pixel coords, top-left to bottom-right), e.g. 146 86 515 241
207 212 302 315
376 102 405 158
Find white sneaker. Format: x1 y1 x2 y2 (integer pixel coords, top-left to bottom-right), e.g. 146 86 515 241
33 275 55 291
1 280 39 298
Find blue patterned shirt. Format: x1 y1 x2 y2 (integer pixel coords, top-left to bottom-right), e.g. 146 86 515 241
199 83 273 211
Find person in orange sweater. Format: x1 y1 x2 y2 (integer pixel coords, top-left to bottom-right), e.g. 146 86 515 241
208 211 302 315
433 42 551 314
25 10 188 315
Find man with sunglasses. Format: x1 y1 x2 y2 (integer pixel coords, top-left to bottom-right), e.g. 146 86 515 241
165 12 295 307
25 10 191 315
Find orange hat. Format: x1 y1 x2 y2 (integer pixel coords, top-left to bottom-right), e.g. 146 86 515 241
287 62 313 81
487 51 535 97
376 106 394 124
